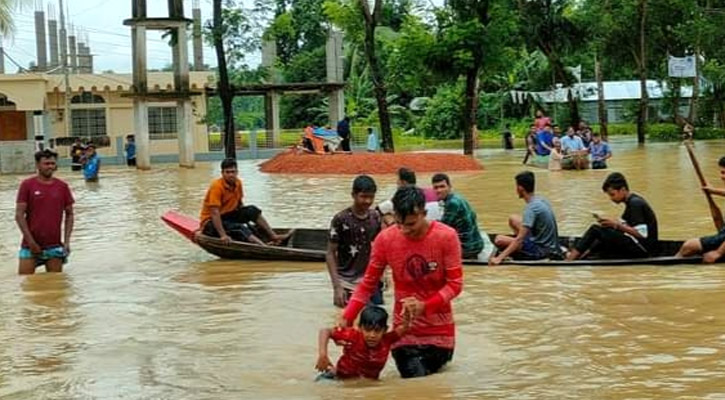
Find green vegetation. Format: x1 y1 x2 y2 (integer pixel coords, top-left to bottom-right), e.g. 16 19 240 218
207 0 725 155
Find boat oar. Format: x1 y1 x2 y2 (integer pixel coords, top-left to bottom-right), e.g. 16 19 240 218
684 140 724 231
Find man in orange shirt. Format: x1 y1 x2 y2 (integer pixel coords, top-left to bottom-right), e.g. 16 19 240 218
199 158 289 245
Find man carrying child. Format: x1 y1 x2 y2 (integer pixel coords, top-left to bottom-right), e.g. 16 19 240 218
339 186 464 378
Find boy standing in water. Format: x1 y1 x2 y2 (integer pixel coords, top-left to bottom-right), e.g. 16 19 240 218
316 306 411 380
82 144 101 182
125 135 137 167
326 175 383 307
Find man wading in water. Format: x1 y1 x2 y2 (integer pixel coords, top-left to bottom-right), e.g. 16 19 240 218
15 149 75 274
339 186 463 378
326 175 383 307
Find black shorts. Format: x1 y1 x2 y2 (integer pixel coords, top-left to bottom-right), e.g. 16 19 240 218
592 160 607 169
392 345 453 378
202 205 262 242
700 228 725 253
127 158 137 167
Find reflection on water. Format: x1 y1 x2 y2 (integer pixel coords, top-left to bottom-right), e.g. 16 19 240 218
1 140 725 398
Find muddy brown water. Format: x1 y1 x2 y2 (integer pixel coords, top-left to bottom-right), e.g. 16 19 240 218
1 140 725 399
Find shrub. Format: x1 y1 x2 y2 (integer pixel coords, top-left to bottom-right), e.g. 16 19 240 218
417 83 465 139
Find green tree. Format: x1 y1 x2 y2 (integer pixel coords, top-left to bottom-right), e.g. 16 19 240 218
431 0 516 155
516 0 585 128
326 0 396 151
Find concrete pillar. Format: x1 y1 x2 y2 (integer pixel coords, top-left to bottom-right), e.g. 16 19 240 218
35 11 47 71
133 0 147 18
177 100 194 167
261 39 278 82
326 31 344 126
173 25 189 91
168 0 184 18
132 24 149 169
132 26 148 93
77 42 86 73
48 19 59 69
0 42 4 74
192 7 203 71
134 100 150 169
265 91 281 148
68 34 77 73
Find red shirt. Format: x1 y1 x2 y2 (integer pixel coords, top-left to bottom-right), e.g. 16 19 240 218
331 327 400 379
342 221 463 350
16 177 74 248
534 116 552 131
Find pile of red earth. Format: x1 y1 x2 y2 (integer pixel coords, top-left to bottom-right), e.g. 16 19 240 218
259 150 483 174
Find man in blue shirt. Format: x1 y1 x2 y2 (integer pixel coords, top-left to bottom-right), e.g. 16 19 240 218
589 133 612 169
82 144 100 182
560 127 588 169
124 134 137 167
535 124 554 156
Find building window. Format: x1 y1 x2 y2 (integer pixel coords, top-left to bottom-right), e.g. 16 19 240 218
149 107 178 140
71 109 107 137
71 92 105 104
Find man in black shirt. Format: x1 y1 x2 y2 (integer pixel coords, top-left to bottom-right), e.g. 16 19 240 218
326 175 382 307
337 117 351 152
567 172 658 260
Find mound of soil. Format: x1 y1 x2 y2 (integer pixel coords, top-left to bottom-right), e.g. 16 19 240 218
259 150 483 174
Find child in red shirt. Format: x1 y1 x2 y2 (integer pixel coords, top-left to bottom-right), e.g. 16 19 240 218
316 306 410 380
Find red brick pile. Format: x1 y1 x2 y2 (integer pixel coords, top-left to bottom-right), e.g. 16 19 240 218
259 150 484 174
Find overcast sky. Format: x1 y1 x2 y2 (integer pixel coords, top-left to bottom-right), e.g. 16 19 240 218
1 0 241 73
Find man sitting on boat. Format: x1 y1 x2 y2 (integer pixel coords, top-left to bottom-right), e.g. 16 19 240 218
676 156 725 263
567 172 658 260
432 173 485 259
397 167 441 221
198 158 291 246
490 171 561 264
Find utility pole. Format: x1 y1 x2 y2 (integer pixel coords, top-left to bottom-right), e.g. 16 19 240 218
59 0 71 137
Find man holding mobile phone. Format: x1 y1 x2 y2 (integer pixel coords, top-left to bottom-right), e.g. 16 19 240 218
567 173 658 260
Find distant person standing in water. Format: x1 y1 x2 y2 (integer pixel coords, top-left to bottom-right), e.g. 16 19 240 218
15 149 75 274
502 123 514 150
70 138 84 171
82 143 101 182
366 127 378 152
337 116 351 152
125 134 137 167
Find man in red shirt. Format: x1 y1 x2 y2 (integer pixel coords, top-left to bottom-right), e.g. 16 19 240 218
15 149 75 274
340 186 464 378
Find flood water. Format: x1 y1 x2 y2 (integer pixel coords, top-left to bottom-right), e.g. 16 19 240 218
2 139 725 399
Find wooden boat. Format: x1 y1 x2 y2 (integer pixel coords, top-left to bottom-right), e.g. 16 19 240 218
162 211 702 266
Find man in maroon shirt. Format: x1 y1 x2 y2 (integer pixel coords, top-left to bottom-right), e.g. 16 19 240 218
340 186 464 378
15 149 75 274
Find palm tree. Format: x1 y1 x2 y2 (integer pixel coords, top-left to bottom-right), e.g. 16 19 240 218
0 0 29 36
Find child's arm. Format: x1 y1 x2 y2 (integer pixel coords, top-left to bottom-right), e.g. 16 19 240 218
315 328 334 372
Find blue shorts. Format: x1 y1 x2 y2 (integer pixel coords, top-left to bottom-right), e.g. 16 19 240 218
18 246 68 266
518 236 562 260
